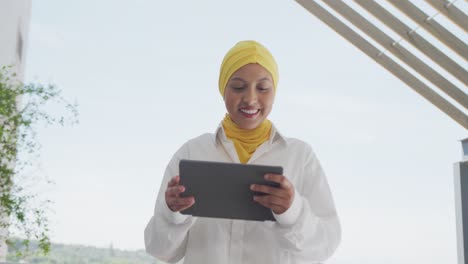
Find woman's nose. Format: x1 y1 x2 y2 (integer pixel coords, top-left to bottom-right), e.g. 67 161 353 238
243 87 257 104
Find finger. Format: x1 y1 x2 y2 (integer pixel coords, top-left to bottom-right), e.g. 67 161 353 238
250 184 289 199
253 197 286 213
264 174 292 189
167 175 180 187
167 176 177 187
170 197 195 211
253 195 286 207
172 201 196 212
166 185 186 197
167 197 195 211
168 196 195 206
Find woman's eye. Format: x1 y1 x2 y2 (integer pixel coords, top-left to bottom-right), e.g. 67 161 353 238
232 86 245 91
258 87 270 92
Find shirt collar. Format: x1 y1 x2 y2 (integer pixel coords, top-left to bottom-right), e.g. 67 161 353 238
215 121 288 147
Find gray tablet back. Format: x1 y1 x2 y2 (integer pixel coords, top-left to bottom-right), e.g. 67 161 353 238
179 159 283 221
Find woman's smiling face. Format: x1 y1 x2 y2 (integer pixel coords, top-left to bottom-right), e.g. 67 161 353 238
224 63 275 130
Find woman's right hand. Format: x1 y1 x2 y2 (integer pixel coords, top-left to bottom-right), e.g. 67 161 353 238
165 175 195 212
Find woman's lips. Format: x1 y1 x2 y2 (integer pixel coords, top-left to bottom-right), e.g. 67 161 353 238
239 108 260 118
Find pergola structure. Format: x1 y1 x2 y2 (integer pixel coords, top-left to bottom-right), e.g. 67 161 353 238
295 0 466 262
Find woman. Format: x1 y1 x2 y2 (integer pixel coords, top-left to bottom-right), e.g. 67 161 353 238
145 40 341 264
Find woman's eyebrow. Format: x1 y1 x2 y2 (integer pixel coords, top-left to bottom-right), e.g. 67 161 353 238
230 77 246 82
258 77 272 82
230 77 271 82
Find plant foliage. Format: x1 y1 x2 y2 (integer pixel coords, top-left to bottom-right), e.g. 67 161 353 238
0 65 78 258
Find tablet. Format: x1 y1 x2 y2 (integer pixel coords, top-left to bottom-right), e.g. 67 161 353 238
179 159 283 221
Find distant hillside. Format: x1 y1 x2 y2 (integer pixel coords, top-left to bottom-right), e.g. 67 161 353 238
7 240 164 264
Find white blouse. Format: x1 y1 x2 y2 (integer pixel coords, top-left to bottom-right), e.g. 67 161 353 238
144 124 341 264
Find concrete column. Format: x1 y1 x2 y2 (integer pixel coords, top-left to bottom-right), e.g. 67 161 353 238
455 139 468 264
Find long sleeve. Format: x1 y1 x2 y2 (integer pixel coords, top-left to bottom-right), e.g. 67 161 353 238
272 146 341 262
144 143 197 263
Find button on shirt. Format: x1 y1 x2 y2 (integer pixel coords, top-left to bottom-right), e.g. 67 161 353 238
144 124 341 264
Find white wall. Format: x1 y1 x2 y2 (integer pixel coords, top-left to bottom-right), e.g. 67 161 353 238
0 0 31 79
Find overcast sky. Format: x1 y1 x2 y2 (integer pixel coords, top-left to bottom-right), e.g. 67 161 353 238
24 1 466 263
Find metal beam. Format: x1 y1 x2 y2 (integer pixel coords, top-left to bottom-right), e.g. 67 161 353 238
425 0 468 32
322 0 468 109
295 0 468 129
355 0 468 86
389 0 467 60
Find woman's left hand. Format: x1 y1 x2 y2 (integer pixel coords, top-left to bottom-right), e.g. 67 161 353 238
250 174 295 215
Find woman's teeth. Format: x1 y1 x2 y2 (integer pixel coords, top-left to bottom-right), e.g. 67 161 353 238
240 109 259 114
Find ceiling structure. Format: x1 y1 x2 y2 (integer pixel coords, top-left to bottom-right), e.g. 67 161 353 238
296 0 467 129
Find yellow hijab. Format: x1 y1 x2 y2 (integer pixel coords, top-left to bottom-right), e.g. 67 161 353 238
222 114 272 163
218 40 279 97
